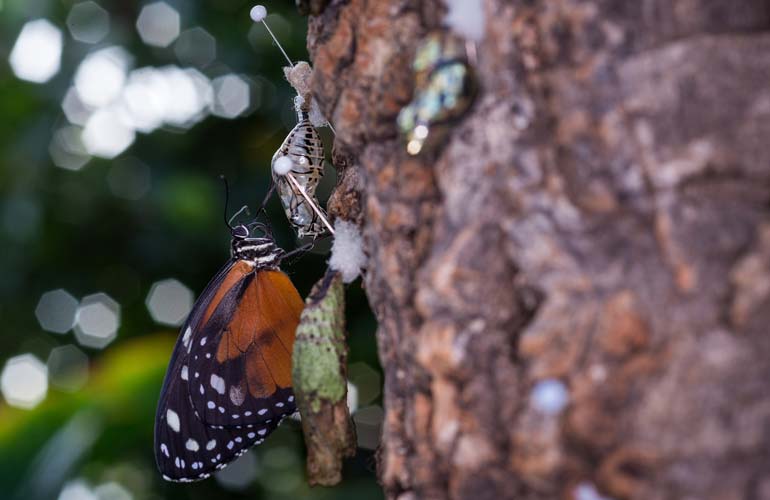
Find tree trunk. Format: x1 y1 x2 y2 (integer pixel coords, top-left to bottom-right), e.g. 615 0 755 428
307 1 770 499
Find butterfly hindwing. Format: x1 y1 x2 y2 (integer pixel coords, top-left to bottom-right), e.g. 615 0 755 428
154 350 283 482
187 270 303 427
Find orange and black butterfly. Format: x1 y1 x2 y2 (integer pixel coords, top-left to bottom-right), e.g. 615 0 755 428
154 209 304 482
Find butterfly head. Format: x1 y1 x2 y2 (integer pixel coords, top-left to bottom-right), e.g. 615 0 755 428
230 224 283 268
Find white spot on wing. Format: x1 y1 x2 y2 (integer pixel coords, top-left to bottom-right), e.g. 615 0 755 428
185 438 199 451
166 409 180 432
247 432 255 438
227 440 234 449
200 336 207 346
181 365 188 380
160 443 169 457
210 373 225 395
206 439 216 450
207 401 215 409
258 409 268 415
183 327 192 348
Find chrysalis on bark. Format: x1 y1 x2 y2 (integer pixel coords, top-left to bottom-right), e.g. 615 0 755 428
292 271 355 486
271 109 329 239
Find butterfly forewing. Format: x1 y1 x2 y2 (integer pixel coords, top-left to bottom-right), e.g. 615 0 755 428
187 270 303 427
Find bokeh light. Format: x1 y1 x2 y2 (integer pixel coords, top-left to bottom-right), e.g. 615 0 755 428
47 345 89 392
74 46 131 108
531 378 569 415
136 2 181 48
61 86 92 126
215 451 258 491
347 381 358 414
145 278 194 327
353 405 383 450
9 19 63 83
1 353 49 409
74 293 121 349
574 482 612 500
347 362 381 406
50 126 91 171
35 288 79 334
107 157 151 200
211 74 251 119
82 107 136 159
175 27 217 68
93 481 133 500
58 479 97 500
66 1 110 44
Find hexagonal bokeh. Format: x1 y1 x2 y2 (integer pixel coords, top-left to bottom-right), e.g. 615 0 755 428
82 107 136 159
61 86 92 126
74 46 131 108
174 27 216 68
58 480 97 500
9 19 63 84
107 157 151 200
1 353 48 409
35 288 79 334
347 362 382 406
353 405 384 450
211 74 250 119
47 344 89 392
215 451 258 491
66 1 110 44
74 293 121 349
93 482 133 500
136 2 180 48
145 279 193 327
49 126 90 171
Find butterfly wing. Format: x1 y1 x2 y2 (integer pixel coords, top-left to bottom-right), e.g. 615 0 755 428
155 349 283 482
154 260 301 482
187 269 303 427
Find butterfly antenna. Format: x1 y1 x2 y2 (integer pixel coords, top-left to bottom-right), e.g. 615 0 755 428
220 175 234 230
250 5 294 68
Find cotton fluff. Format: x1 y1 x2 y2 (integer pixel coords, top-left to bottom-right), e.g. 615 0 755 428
329 220 365 283
250 5 267 22
444 0 485 42
273 155 293 176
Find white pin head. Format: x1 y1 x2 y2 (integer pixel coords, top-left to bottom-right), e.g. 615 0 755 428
250 4 293 67
250 5 267 23
273 156 293 176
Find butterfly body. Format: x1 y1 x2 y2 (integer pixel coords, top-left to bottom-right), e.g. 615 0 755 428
154 225 303 482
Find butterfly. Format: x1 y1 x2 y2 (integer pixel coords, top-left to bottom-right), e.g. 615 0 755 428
154 211 305 482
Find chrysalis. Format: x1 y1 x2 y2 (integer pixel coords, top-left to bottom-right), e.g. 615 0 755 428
271 109 329 239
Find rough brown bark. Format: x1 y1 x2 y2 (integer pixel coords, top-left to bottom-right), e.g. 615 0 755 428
308 1 770 499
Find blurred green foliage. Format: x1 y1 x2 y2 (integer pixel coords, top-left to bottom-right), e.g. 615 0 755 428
0 1 382 498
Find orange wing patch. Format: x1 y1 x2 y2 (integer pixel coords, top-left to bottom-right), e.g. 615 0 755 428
201 260 255 327
215 270 303 398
